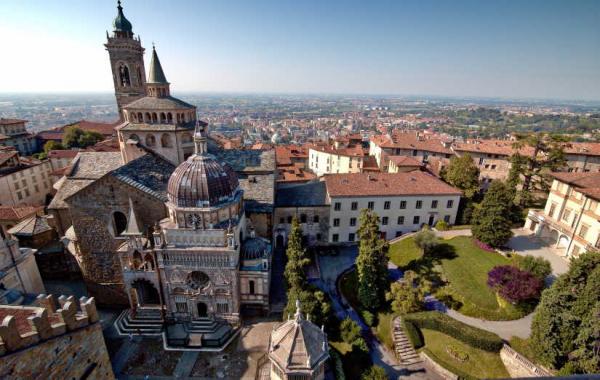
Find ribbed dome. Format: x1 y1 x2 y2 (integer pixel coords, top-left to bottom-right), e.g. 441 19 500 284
167 154 239 208
113 1 133 33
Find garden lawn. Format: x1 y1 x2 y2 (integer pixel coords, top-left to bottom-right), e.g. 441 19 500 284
508 337 541 365
389 237 422 268
437 236 525 320
421 329 509 379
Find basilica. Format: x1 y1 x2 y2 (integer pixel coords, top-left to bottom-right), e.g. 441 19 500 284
51 0 274 349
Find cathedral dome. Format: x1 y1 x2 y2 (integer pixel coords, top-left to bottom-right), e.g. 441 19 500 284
113 1 133 33
167 153 239 208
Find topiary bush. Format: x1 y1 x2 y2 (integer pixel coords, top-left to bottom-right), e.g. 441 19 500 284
402 319 424 349
404 311 503 352
361 310 375 327
435 220 449 231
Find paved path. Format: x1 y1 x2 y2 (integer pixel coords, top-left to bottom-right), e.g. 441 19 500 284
173 351 199 378
508 229 570 276
112 337 140 375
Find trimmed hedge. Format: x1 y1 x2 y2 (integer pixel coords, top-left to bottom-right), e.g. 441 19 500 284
404 311 503 352
402 319 424 349
330 349 346 380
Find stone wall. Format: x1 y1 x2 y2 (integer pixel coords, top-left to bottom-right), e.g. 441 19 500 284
0 295 114 379
419 351 458 380
500 344 552 378
67 175 167 306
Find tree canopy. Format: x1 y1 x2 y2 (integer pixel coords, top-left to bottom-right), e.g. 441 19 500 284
471 181 514 247
413 227 440 255
530 252 600 374
62 126 104 148
442 153 480 199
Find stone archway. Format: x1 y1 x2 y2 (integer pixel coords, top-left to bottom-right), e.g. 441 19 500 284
131 279 159 305
557 234 569 249
197 302 208 317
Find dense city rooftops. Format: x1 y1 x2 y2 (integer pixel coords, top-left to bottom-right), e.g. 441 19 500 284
0 205 42 221
371 132 453 155
0 118 27 125
324 171 462 197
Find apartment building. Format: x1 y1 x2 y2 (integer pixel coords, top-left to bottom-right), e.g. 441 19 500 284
0 153 55 206
0 119 37 156
324 172 461 243
308 145 365 176
369 132 453 171
525 172 600 257
387 155 423 173
563 142 600 173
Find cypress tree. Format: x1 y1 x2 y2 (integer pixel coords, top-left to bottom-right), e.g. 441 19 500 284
284 217 310 290
472 181 514 247
356 209 389 310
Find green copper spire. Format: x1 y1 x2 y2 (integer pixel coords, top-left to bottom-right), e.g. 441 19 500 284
148 45 169 84
113 0 133 34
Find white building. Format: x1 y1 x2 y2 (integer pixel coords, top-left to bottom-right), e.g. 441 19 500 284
324 172 461 243
308 145 365 176
0 155 55 207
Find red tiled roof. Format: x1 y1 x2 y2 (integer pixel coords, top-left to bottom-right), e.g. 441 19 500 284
324 171 462 197
452 139 535 157
551 172 600 189
564 142 600 157
275 144 310 166
0 118 27 125
309 145 365 157
371 133 452 155
48 150 79 159
0 205 42 221
36 120 119 141
0 150 18 166
388 155 423 167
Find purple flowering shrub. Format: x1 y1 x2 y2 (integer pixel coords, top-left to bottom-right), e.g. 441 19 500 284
487 265 543 304
474 239 495 253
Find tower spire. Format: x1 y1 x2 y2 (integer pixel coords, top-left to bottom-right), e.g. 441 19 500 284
112 0 133 37
194 121 208 155
146 45 170 98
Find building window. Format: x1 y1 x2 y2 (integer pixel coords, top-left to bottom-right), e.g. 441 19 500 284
300 214 307 223
349 233 355 242
334 202 341 211
175 302 188 313
333 218 340 227
431 200 438 209
400 201 407 209
447 200 454 208
351 201 358 210
332 234 339 242
382 216 389 225
548 203 557 218
350 218 357 227
249 280 255 295
24 189 30 197
491 165 496 170
397 216 404 225
313 215 319 223
413 216 420 225
287 216 293 224
416 200 422 209
384 201 391 210
279 217 284 224
113 211 128 236
579 224 589 239
562 209 571 222
444 215 450 223
479 157 484 165
17 192 22 200
216 303 229 313
395 231 403 237
368 201 375 210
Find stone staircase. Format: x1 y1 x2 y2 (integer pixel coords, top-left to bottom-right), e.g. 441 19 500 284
114 308 164 336
393 317 422 366
184 317 235 348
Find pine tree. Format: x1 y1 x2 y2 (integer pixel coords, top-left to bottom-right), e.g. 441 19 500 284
356 209 389 310
472 181 514 247
284 217 310 290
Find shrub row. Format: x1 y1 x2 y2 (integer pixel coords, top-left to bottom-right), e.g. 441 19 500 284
329 349 346 380
402 319 424 349
404 311 503 352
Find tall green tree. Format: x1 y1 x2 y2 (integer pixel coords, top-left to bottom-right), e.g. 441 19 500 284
62 126 104 148
356 209 389 310
442 153 480 199
531 252 600 374
471 181 514 247
284 217 310 290
413 226 439 255
511 133 568 206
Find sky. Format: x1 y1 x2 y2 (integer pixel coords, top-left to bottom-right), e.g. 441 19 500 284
1 0 599 100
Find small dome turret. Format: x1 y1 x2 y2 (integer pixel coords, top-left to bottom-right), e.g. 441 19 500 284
113 1 133 34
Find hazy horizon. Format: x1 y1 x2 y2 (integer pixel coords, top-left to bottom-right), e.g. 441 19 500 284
1 0 599 100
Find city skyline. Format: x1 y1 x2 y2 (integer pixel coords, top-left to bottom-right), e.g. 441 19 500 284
1 0 599 101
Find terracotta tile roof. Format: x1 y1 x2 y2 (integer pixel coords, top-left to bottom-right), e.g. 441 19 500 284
564 142 600 157
388 155 423 167
551 172 600 189
309 145 365 157
275 144 310 167
48 150 79 159
277 167 317 183
325 171 462 197
37 120 119 141
0 150 18 166
8 215 52 237
580 188 600 202
452 140 535 157
361 155 380 171
0 205 42 221
0 118 27 125
371 132 453 155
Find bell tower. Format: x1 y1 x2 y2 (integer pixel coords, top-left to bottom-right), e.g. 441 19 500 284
105 0 147 120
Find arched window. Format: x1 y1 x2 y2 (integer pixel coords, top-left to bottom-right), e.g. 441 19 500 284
160 112 166 123
144 254 155 270
145 112 151 122
145 134 156 147
152 113 158 123
313 215 319 223
161 134 172 148
132 251 143 269
118 64 130 87
113 211 127 236
137 112 143 122
129 134 140 142
167 113 173 123
249 280 255 295
181 133 193 144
